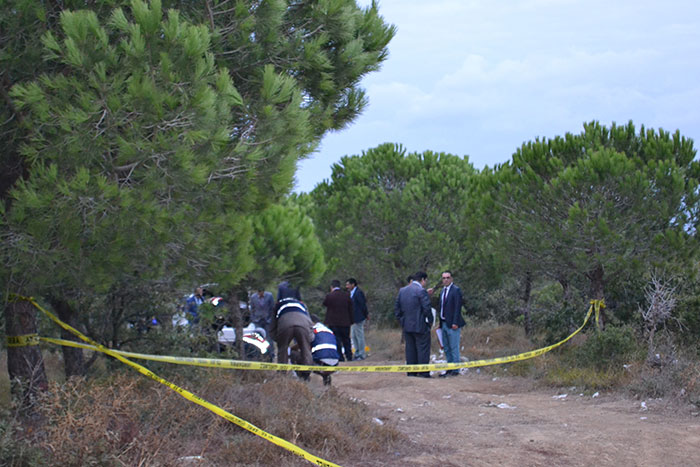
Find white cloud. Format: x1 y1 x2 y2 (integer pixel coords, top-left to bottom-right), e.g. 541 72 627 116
295 0 700 192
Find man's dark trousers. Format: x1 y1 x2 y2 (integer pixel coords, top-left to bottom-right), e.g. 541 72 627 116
329 325 353 362
404 331 431 377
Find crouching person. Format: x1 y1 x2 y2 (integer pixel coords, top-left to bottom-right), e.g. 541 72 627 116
270 290 314 381
311 322 340 386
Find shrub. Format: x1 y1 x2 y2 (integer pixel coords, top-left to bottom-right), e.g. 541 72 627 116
0 411 45 467
569 325 643 370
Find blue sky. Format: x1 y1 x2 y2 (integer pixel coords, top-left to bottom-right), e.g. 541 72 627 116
294 0 700 193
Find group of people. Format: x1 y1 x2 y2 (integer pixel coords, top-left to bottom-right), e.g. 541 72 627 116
395 270 466 378
249 278 369 385
185 269 466 382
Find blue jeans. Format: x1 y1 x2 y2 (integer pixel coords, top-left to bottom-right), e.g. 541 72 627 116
351 320 366 358
441 322 461 369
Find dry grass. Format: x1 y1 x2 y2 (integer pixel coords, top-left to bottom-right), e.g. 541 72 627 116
363 325 405 361
3 319 700 465
1 366 405 466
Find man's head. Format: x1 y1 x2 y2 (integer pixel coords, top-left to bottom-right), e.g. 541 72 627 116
256 288 265 297
414 271 428 287
441 270 454 287
195 287 203 297
331 279 341 289
345 278 357 291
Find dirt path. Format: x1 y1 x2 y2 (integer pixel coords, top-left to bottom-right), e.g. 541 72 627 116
332 366 700 466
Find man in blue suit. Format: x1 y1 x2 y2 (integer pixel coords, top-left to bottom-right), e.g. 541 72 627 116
438 270 465 377
346 278 369 360
395 271 433 378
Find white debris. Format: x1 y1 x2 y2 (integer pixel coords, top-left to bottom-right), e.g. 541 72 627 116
492 377 499 381
640 401 648 411
592 392 600 398
640 417 648 420
396 408 404 413
497 403 516 409
552 394 567 399
442 395 452 399
372 418 384 426
177 456 205 464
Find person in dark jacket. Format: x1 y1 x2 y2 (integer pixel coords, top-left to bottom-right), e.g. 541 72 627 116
323 279 354 362
346 277 369 360
395 271 433 377
311 322 339 386
437 270 466 377
270 283 313 380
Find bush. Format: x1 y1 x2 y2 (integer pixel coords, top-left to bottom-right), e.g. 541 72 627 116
570 325 642 370
0 412 45 467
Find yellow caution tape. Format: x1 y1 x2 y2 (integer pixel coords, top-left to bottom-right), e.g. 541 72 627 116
591 298 605 329
39 300 599 374
6 334 40 347
11 295 339 467
11 293 603 466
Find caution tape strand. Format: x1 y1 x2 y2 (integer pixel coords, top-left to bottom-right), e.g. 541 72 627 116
10 295 339 467
10 293 603 467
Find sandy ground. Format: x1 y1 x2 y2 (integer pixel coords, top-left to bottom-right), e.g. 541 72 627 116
331 366 700 467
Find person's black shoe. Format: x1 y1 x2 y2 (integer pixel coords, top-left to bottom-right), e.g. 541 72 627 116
439 372 449 378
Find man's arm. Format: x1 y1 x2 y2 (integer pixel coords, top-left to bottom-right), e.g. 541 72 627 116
358 289 368 319
347 295 354 324
394 293 403 321
420 289 432 327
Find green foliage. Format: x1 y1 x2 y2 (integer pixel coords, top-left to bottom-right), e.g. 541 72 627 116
1 0 392 363
570 326 643 370
248 201 326 288
0 412 46 467
309 143 478 320
493 121 699 321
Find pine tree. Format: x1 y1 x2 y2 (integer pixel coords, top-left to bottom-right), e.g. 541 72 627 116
310 143 478 320
495 121 699 328
1 0 394 398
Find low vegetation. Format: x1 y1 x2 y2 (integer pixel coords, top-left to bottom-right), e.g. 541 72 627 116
3 310 700 466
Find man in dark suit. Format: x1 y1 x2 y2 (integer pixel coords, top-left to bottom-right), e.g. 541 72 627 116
323 279 354 361
346 278 369 360
438 270 465 377
395 271 433 377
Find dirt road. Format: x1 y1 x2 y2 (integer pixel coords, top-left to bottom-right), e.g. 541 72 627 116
332 368 700 466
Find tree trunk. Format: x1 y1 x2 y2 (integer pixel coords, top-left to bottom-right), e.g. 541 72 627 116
558 277 576 333
5 298 48 407
49 298 85 378
587 263 606 329
229 289 245 360
520 271 533 336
